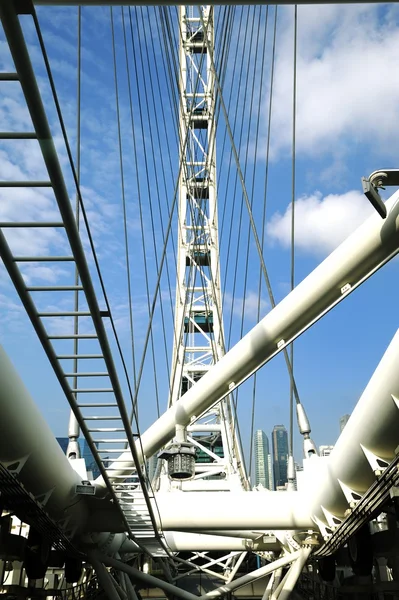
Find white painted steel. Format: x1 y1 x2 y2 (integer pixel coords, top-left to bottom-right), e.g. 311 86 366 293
226 552 247 583
154 492 313 530
198 551 302 599
274 548 311 600
166 4 243 489
159 320 399 534
98 191 399 484
89 553 122 600
100 555 198 600
0 344 87 528
306 328 399 524
164 532 280 552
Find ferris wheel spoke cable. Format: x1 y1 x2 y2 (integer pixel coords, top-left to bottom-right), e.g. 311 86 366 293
219 8 252 312
289 5 298 461
110 7 138 398
68 5 82 447
127 5 182 419
122 9 212 422
132 4 176 419
112 6 165 497
249 5 277 479
115 8 181 548
31 8 143 439
156 6 188 365
218 6 246 259
234 4 268 442
200 8 304 423
143 6 180 282
224 5 257 351
136 5 182 388
224 5 260 475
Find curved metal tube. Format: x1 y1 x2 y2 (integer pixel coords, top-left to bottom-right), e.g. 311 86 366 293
0 345 88 531
100 191 399 482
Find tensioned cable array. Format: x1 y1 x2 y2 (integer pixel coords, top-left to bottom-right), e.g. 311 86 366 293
34 5 304 494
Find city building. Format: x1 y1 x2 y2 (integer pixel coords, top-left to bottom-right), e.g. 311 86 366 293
272 425 288 489
56 437 100 480
319 445 334 457
340 414 350 433
253 430 272 490
56 437 69 454
147 454 158 483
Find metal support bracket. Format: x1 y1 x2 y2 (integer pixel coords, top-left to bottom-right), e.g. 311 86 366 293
360 444 389 476
337 479 363 508
362 169 399 219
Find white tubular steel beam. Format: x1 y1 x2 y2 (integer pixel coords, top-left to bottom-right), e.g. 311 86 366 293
153 329 399 534
198 551 302 600
89 553 127 600
0 344 88 529
155 492 313 530
99 191 399 484
274 548 311 600
308 327 399 524
101 552 302 600
164 532 281 552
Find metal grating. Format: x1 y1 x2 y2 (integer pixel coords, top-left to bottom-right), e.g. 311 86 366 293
0 463 79 555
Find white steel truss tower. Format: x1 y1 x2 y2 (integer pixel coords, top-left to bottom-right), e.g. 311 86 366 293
167 5 246 491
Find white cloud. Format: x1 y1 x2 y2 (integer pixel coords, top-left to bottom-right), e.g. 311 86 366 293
266 189 373 256
269 4 399 158
224 290 269 322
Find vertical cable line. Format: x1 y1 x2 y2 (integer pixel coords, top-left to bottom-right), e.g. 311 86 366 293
69 4 82 459
110 7 137 395
200 7 304 416
219 8 250 307
250 5 277 481
224 5 258 475
126 5 166 418
156 6 193 393
143 6 180 303
240 5 268 480
136 5 178 391
218 6 244 241
140 6 178 392
289 5 298 460
231 3 260 348
225 6 256 350
122 6 209 423
111 9 173 554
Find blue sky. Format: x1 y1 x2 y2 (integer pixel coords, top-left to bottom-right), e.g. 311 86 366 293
1 3 399 475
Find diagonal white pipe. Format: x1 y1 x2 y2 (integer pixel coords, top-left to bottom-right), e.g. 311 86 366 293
99 191 399 483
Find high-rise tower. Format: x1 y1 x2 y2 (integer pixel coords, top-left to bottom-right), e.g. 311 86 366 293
272 425 289 489
253 430 272 490
340 414 350 433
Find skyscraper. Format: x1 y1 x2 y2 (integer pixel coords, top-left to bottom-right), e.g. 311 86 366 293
272 425 289 489
319 445 334 457
340 414 350 433
253 430 272 490
56 437 100 479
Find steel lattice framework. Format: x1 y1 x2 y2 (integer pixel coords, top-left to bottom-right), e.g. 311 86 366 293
166 5 246 491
